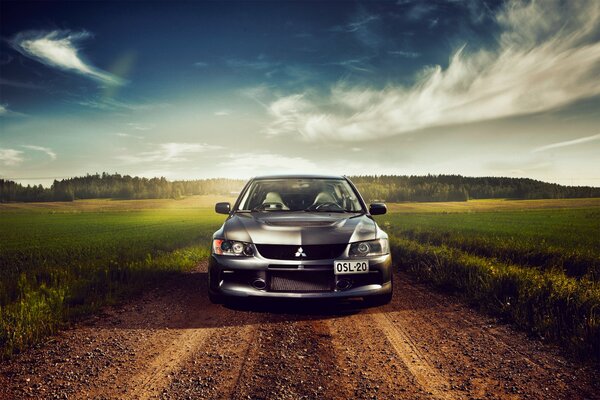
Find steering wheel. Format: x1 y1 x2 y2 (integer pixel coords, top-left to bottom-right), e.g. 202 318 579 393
314 202 344 211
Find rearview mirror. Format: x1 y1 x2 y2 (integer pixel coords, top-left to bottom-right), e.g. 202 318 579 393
369 203 387 215
215 202 231 214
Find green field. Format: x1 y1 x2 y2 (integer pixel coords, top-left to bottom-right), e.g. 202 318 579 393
0 197 230 357
1 197 599 359
376 199 600 359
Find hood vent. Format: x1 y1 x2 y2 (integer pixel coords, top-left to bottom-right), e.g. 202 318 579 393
263 220 337 227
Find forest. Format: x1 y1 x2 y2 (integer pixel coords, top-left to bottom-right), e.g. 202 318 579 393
1 173 599 203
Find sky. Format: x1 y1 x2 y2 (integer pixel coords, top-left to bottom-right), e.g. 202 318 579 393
0 0 599 187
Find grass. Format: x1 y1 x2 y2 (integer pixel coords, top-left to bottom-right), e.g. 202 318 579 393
1 196 599 360
0 197 228 358
376 198 600 359
378 208 600 279
389 237 600 358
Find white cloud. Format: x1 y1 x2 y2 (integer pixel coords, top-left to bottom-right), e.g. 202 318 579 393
10 30 125 85
532 133 600 153
22 145 57 160
194 61 209 67
264 0 600 141
117 143 223 164
115 132 143 139
214 110 231 116
127 122 154 131
218 153 318 176
0 148 24 166
0 104 25 117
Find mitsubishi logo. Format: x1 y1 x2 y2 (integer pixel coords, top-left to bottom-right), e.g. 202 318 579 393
294 246 307 258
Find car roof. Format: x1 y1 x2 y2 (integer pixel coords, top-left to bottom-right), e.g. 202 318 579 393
251 174 346 180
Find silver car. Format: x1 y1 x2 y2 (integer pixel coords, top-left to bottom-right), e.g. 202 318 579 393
208 175 392 305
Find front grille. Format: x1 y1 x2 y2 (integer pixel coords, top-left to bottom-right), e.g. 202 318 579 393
268 264 332 270
256 243 347 260
269 271 333 292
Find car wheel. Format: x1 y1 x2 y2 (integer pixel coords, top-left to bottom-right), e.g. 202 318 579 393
364 276 393 307
208 290 224 304
207 267 223 304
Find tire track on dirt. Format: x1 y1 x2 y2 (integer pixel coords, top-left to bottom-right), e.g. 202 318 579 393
369 311 452 399
159 313 262 399
228 313 351 400
382 271 600 399
124 324 215 399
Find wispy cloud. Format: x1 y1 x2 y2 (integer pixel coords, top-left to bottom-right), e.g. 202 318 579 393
115 132 143 139
76 97 169 111
324 58 373 73
214 110 231 116
226 55 278 70
0 104 26 117
403 2 437 21
10 30 125 85
0 148 24 166
193 61 209 68
330 14 380 33
0 78 46 90
22 145 57 160
331 11 382 48
263 0 600 141
532 133 600 153
387 50 420 58
117 143 223 164
127 122 154 131
218 152 317 174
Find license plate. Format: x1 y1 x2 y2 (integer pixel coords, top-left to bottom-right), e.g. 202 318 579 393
334 260 369 275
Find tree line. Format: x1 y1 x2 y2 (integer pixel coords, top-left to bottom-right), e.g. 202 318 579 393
1 173 599 203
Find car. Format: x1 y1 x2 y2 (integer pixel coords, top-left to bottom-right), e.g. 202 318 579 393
208 174 392 305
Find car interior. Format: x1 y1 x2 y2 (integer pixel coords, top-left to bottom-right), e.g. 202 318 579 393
240 179 361 212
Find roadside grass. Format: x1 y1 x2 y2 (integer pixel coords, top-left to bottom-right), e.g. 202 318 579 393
389 237 600 359
376 200 600 360
379 208 600 280
0 199 225 358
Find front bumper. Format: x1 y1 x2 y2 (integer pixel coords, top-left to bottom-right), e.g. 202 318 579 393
208 253 392 299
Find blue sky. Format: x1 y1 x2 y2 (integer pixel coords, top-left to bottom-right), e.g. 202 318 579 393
1 0 599 186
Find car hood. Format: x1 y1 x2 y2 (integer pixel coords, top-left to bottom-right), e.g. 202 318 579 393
221 212 378 245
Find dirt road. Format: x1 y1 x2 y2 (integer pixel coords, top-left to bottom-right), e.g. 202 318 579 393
1 263 598 400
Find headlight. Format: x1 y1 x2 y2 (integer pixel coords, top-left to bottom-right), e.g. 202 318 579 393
349 239 389 257
213 239 254 256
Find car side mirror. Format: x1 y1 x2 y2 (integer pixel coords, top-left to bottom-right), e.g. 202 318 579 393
215 202 231 214
369 203 387 215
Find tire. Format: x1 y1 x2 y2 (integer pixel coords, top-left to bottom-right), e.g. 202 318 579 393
207 267 223 304
364 276 393 307
208 290 224 304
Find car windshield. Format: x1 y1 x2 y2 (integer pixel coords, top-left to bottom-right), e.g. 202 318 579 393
236 178 364 212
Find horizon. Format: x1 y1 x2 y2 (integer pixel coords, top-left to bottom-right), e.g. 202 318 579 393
3 171 599 190
1 1 600 187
